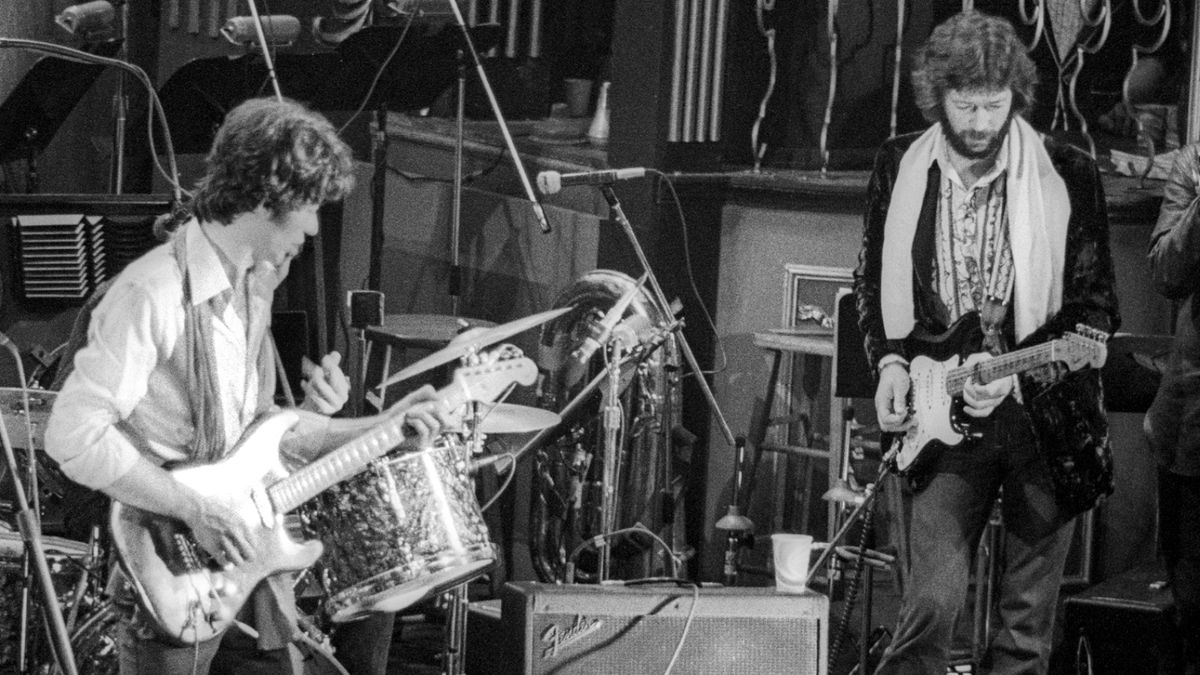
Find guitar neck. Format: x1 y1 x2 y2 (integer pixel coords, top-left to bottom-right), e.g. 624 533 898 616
267 416 411 514
944 340 1060 395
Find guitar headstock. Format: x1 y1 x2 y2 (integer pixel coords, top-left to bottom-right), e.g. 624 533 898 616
1059 324 1109 371
450 355 538 406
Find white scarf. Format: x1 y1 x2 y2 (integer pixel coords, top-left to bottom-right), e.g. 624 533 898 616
880 116 1070 342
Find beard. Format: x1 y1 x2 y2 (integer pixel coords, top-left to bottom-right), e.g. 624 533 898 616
940 113 1013 160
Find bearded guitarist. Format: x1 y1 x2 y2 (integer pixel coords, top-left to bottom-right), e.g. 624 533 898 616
44 98 453 674
852 11 1119 674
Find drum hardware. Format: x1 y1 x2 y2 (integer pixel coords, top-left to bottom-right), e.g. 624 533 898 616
461 403 560 435
0 339 78 675
379 307 571 388
596 184 736 449
596 315 639 582
531 271 686 584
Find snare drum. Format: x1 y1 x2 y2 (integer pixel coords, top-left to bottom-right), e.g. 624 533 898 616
298 435 495 623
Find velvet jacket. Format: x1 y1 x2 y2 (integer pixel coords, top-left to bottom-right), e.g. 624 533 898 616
853 129 1121 514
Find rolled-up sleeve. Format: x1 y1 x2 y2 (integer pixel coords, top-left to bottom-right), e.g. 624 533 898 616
45 278 173 489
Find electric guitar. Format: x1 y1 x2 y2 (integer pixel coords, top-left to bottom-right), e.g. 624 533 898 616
110 356 537 645
891 315 1108 474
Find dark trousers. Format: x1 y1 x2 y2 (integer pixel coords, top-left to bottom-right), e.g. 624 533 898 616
875 399 1077 675
1158 469 1200 675
117 619 296 675
330 612 394 674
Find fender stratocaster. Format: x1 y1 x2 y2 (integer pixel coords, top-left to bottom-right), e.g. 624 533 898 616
892 316 1108 474
110 356 537 644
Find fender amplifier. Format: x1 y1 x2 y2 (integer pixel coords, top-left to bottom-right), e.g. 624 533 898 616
500 582 828 675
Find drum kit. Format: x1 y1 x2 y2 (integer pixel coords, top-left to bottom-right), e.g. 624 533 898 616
0 290 689 674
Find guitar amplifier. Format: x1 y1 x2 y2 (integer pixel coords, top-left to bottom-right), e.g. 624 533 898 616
1062 562 1180 674
500 582 828 675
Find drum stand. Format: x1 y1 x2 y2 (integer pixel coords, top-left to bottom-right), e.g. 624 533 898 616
443 399 485 674
597 329 633 582
0 384 77 673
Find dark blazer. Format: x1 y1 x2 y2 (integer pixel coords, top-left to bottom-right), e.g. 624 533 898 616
853 129 1121 513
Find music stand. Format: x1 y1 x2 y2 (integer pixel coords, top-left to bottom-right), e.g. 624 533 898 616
0 40 122 191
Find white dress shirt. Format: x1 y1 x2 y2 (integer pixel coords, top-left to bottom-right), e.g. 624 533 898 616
45 220 276 489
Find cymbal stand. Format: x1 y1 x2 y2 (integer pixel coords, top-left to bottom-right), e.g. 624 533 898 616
0 409 76 671
596 336 630 582
599 185 735 449
443 394 484 674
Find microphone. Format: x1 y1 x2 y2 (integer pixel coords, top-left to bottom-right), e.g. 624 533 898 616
536 168 647 195
220 15 301 47
565 279 645 385
470 453 515 474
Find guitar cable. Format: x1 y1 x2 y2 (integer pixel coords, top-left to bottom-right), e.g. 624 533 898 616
828 492 881 670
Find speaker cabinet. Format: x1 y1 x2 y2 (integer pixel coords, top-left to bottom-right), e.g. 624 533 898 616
1062 562 1180 674
500 582 828 675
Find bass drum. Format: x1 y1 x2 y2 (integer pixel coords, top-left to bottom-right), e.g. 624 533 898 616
531 269 683 583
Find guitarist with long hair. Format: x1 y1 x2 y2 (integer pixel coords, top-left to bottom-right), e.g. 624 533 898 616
44 98 452 673
853 11 1119 674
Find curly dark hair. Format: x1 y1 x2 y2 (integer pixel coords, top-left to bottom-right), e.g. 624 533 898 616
911 10 1038 124
190 97 355 225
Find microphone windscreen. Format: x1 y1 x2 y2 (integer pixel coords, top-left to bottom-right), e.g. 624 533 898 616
221 15 301 46
55 0 116 35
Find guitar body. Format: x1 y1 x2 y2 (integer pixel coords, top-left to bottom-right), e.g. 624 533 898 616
107 356 540 644
893 314 985 474
110 411 323 645
890 313 1110 475
895 352 991 474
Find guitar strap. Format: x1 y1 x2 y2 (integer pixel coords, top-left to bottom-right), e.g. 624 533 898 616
979 199 1016 356
979 297 1009 355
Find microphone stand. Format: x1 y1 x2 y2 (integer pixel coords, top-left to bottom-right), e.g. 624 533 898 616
449 48 466 316
445 0 551 234
244 0 283 101
599 185 736 449
0 342 77 674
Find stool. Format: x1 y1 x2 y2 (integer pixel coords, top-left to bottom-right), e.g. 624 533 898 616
362 313 495 410
742 329 837 536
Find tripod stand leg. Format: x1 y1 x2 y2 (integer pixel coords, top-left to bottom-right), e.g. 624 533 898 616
443 584 470 675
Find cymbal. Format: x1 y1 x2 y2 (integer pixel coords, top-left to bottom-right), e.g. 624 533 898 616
0 388 56 450
381 307 571 387
471 403 561 434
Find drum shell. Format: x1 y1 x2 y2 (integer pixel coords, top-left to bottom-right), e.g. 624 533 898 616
298 438 495 619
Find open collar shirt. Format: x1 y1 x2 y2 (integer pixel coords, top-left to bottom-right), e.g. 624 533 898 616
46 220 274 490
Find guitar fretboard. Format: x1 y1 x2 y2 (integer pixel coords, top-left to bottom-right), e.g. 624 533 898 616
267 417 410 513
944 340 1061 395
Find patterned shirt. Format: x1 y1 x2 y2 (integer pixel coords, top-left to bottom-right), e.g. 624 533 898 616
933 148 1016 330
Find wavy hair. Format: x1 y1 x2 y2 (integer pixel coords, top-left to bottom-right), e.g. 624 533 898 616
911 11 1038 124
190 97 355 225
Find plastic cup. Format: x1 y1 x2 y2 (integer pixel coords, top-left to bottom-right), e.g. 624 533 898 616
564 78 593 117
772 533 813 594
